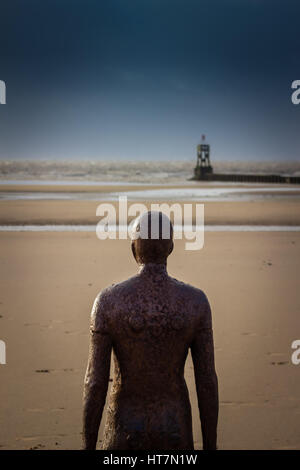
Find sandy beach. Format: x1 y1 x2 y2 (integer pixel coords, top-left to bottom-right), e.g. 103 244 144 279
0 183 300 449
2 0 300 453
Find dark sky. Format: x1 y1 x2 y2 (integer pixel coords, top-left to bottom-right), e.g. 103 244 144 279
0 0 299 161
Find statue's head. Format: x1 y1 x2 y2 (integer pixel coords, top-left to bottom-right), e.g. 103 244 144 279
130 211 174 265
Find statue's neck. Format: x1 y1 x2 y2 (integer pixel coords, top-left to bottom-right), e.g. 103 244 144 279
138 263 168 278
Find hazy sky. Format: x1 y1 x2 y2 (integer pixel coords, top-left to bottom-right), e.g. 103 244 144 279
0 0 299 161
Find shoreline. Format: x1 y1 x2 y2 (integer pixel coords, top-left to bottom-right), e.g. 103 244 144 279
0 182 299 193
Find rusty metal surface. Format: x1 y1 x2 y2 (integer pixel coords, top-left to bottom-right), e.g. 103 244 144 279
83 212 218 450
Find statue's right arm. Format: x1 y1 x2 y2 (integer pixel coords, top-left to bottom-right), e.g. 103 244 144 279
191 295 219 450
82 293 112 450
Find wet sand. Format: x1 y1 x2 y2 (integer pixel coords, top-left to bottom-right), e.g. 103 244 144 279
1 182 299 193
1 199 300 226
1 182 300 227
0 231 300 449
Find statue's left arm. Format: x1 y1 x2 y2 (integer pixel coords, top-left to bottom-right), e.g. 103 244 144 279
191 294 219 450
82 293 112 450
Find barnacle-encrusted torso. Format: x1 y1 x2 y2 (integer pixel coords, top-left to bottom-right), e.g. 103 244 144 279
91 263 212 450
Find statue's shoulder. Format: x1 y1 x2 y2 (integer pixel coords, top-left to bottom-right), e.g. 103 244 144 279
169 276 212 328
90 275 139 333
95 273 139 301
90 287 111 334
102 274 140 298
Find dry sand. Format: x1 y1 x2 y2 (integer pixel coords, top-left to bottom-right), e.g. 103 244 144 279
0 183 299 450
0 231 300 450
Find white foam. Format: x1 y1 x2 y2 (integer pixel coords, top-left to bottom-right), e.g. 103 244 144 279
0 186 299 202
108 187 300 201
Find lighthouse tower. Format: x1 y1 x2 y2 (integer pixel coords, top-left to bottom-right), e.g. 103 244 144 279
194 135 213 180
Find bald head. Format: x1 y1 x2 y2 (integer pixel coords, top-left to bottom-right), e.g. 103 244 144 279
130 211 174 265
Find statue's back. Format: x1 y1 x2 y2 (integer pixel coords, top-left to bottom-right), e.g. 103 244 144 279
100 264 208 450
83 212 218 451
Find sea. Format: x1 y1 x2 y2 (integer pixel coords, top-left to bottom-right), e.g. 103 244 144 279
0 160 300 232
0 160 300 184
